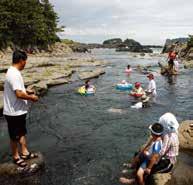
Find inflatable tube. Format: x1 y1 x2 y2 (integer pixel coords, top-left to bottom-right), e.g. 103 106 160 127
130 93 143 98
116 83 133 91
77 86 95 96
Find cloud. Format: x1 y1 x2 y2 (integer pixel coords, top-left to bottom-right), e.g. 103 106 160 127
50 0 193 44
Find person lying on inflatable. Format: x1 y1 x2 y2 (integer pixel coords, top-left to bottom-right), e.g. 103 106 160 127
116 80 133 91
121 80 129 85
130 82 145 98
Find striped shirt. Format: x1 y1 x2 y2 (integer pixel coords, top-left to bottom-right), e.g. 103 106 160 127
160 132 179 164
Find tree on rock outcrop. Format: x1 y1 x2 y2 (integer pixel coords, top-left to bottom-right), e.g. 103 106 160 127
187 35 193 48
0 0 62 50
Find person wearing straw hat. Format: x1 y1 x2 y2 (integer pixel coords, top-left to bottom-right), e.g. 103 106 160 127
120 123 164 185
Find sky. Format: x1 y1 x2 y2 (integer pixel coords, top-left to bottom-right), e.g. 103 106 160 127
50 0 193 45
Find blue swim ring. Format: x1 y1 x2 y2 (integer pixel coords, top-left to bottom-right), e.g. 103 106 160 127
116 83 133 91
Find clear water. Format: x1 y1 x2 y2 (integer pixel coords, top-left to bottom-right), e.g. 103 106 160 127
1 49 193 185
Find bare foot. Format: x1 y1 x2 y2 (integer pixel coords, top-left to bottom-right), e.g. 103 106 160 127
119 177 135 184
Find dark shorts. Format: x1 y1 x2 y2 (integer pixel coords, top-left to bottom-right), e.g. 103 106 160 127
168 59 174 66
5 114 27 141
151 158 173 174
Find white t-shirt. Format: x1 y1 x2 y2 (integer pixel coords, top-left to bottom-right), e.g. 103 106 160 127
3 66 28 116
147 79 157 96
174 60 179 71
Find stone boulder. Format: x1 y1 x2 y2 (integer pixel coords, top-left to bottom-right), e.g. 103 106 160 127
87 43 103 49
116 39 153 53
70 43 90 53
183 60 193 68
103 38 122 48
178 120 193 151
162 38 188 53
0 152 45 185
46 78 69 87
147 173 172 185
27 82 48 96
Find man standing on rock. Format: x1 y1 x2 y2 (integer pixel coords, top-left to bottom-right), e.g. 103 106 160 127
3 50 38 167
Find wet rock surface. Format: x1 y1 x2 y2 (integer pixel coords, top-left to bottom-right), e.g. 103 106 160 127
178 120 193 151
0 53 107 115
0 152 45 185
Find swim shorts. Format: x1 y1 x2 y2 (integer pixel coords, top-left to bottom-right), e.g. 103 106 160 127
5 114 27 141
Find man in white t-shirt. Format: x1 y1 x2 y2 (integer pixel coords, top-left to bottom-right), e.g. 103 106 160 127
146 73 157 97
3 50 38 167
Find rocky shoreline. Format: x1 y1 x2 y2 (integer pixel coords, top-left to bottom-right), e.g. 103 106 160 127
0 51 107 116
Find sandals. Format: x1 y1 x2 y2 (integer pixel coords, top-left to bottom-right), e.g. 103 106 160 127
123 163 134 169
21 152 38 160
13 158 27 167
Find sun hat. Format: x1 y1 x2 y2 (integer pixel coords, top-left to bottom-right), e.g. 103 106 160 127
158 112 179 133
149 123 164 136
135 82 141 88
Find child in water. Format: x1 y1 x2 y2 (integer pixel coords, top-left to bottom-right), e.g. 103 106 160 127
85 80 95 94
125 65 132 75
130 82 145 98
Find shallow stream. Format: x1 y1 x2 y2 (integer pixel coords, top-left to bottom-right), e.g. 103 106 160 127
1 49 193 185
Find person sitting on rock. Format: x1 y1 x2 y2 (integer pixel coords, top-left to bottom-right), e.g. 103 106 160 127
120 113 179 184
120 123 164 185
144 112 179 175
130 82 145 98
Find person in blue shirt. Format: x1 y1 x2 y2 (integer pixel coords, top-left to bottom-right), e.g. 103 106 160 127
120 123 163 185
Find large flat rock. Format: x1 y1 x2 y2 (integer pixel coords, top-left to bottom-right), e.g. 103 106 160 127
46 78 69 87
78 68 105 80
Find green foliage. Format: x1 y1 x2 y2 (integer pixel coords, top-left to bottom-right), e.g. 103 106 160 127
187 35 193 48
0 0 62 50
61 39 75 45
